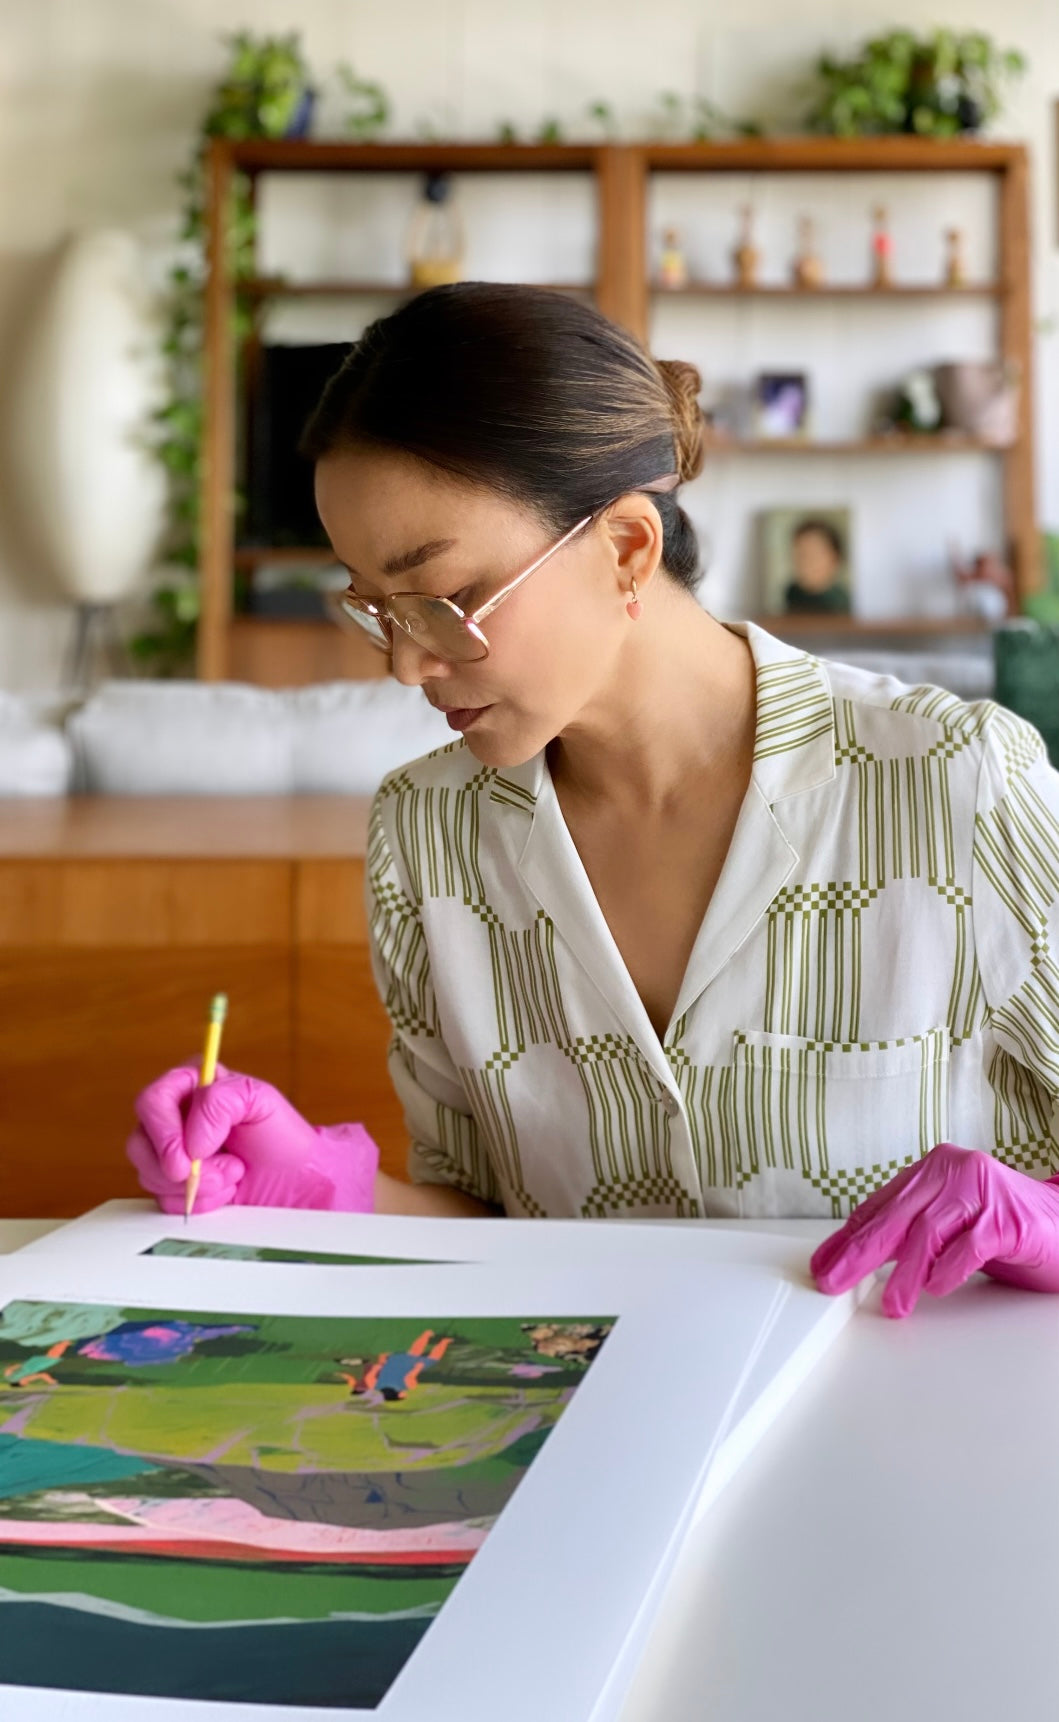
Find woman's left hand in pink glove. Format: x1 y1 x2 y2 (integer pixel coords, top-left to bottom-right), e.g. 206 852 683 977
811 1142 1059 1318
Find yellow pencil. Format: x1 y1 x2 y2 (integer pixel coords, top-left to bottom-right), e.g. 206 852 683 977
185 992 228 1223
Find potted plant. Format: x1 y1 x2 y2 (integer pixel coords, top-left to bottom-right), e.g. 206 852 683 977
134 32 322 674
805 29 1026 138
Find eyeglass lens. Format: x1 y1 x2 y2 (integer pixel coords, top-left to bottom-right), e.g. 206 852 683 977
340 595 486 662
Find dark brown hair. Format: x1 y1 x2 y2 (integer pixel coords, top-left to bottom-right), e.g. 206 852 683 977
302 282 706 591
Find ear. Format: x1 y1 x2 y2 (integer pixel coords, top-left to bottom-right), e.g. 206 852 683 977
598 495 665 593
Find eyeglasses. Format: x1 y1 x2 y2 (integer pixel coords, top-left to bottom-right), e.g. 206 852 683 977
332 473 679 664
334 514 593 664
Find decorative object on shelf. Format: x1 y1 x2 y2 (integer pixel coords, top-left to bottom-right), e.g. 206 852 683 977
212 30 316 139
869 204 893 287
792 216 825 288
943 225 966 287
805 29 1026 138
657 227 689 290
648 91 762 142
950 544 1014 624
732 206 760 287
584 100 618 140
933 360 1020 447
6 230 167 689
753 372 810 439
760 507 853 617
883 367 943 434
407 173 465 290
336 60 389 139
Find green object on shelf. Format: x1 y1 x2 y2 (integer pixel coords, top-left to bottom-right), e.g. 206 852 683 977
806 29 1026 138
994 622 1059 769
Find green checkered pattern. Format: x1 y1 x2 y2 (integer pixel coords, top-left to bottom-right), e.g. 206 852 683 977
368 626 1059 1219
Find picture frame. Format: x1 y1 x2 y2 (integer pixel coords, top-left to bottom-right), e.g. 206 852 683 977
753 371 810 440
759 506 854 617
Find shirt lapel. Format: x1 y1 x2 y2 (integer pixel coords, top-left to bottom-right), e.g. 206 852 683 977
667 625 836 1033
516 763 674 1084
508 623 836 1066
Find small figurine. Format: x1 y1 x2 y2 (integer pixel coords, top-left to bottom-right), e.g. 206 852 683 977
732 205 760 288
943 226 965 288
951 545 1015 624
792 215 824 289
870 204 893 288
658 226 689 290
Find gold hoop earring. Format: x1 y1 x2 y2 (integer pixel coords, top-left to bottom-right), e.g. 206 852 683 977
626 577 642 621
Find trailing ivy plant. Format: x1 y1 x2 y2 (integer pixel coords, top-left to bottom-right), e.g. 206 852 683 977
805 29 1025 138
133 31 387 674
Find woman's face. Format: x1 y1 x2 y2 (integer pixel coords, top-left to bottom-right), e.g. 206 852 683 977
315 447 657 769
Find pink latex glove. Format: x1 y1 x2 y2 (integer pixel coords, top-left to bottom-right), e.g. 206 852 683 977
127 1064 379 1217
812 1142 1059 1319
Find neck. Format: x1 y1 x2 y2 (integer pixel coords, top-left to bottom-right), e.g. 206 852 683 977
548 587 757 813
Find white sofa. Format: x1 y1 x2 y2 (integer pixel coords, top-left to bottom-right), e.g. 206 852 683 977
0 679 453 797
0 649 996 798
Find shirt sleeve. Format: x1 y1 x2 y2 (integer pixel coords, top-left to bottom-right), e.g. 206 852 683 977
972 704 1059 1124
366 790 502 1204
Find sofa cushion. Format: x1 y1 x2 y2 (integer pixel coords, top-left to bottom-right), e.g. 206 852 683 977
0 692 74 795
288 680 452 794
69 681 294 794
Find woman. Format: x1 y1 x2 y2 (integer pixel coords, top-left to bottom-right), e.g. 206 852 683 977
130 283 1059 1318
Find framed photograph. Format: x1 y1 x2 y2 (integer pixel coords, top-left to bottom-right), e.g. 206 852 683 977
753 371 810 439
760 506 853 617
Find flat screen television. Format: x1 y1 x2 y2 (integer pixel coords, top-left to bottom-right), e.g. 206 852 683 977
245 342 349 548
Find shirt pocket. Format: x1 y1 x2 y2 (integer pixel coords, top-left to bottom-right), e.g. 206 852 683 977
729 1026 951 1218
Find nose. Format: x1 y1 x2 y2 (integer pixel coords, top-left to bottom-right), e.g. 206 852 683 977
389 628 449 687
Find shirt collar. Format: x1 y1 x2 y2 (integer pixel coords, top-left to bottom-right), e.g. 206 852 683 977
491 619 836 811
727 620 836 804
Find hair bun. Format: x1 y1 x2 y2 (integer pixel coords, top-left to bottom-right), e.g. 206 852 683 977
657 358 705 484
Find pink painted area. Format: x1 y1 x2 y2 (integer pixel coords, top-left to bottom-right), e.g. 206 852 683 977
0 1497 490 1559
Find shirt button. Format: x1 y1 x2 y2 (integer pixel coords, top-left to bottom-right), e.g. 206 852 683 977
661 1091 681 1117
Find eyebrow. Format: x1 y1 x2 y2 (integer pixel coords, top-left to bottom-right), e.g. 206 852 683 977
344 538 459 581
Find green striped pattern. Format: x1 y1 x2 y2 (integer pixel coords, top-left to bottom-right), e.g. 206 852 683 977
367 627 1059 1219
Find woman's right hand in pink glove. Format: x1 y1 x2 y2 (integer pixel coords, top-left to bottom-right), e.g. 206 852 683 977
126 1066 379 1216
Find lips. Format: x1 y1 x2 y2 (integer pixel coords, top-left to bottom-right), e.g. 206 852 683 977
442 706 489 733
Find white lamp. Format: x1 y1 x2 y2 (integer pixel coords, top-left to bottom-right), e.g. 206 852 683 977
6 229 167 685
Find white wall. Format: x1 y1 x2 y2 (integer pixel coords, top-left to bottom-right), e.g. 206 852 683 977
0 0 1056 687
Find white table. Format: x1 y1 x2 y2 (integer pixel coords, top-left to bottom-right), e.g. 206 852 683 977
2 1219 1055 1721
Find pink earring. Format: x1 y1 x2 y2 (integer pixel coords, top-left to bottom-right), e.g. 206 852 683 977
626 577 642 621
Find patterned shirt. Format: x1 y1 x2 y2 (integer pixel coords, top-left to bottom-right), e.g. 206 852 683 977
367 622 1059 1220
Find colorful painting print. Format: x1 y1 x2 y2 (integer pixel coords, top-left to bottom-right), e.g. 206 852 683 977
145 1239 442 1267
0 1299 613 1708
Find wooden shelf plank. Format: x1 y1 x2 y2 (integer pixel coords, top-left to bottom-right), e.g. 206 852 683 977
704 434 1010 456
644 137 1023 172
229 140 600 175
754 614 992 638
235 547 337 570
651 282 1003 298
242 277 593 299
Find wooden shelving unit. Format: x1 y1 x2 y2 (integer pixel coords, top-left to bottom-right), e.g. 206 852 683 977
197 136 1036 682
704 433 1002 456
758 613 989 640
651 282 1004 298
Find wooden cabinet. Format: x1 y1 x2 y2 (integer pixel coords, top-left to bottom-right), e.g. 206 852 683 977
0 799 407 1217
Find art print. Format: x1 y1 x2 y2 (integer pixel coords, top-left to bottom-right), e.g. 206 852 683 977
0 1298 612 1708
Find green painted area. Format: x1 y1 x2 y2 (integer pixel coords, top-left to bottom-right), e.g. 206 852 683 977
0 1295 613 1688
147 1240 443 1267
1 1379 570 1473
0 1434 158 1501
0 1550 457 1624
